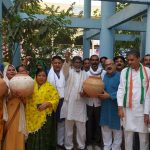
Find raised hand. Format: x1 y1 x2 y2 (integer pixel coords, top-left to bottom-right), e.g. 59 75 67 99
64 52 71 63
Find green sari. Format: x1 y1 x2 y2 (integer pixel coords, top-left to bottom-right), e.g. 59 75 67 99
26 114 57 150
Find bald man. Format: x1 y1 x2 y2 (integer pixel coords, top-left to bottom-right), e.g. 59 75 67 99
98 59 122 150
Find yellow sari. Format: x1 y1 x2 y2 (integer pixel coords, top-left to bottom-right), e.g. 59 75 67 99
26 80 59 133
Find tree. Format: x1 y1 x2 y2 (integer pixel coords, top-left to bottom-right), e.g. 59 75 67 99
2 0 77 63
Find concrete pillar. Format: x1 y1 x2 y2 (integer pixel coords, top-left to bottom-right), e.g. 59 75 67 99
145 5 150 54
83 0 91 58
12 43 21 67
83 30 90 58
100 2 116 59
0 0 2 63
140 32 146 58
84 0 91 18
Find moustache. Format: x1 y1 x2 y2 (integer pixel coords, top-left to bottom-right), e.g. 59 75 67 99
117 64 122 66
91 64 98 67
92 63 98 66
107 67 112 70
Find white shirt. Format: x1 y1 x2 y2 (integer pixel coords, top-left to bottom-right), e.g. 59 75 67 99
48 67 65 98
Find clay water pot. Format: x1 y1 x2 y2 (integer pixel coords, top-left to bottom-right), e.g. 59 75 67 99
0 78 7 98
83 76 104 98
9 74 34 97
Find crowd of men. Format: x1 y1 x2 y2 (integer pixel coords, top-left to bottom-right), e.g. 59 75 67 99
1 51 150 150
47 51 150 150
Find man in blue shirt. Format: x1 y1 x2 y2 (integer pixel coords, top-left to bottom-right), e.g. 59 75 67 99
98 59 122 150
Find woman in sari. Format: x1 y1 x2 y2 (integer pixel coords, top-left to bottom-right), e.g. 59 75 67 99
0 78 7 150
0 69 5 143
2 64 26 150
26 68 59 150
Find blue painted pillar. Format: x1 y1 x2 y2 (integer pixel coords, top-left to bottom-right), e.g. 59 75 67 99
140 32 146 58
83 0 91 58
100 2 116 59
0 0 2 63
84 0 91 18
12 43 21 67
83 30 90 58
145 5 150 54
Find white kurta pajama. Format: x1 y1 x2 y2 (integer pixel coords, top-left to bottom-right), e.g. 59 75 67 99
117 66 150 150
61 68 87 150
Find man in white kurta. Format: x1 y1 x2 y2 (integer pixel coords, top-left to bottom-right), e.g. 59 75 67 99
47 56 65 148
117 50 150 150
61 56 87 150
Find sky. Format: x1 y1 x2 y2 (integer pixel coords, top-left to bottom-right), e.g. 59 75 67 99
42 0 101 15
43 0 83 3
42 0 101 6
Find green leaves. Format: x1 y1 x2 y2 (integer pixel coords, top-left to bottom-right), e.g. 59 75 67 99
3 0 77 63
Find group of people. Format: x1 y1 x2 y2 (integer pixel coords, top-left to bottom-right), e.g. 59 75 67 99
0 50 150 150
0 64 59 150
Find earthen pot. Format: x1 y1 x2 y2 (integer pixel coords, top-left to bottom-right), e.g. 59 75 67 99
83 76 104 98
0 78 7 98
9 74 34 97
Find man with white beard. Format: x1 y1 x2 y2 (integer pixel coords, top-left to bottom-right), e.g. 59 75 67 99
61 55 88 150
